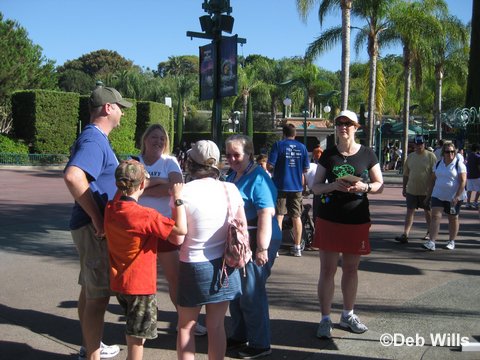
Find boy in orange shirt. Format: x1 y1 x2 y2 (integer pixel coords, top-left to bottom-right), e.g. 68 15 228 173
104 159 187 360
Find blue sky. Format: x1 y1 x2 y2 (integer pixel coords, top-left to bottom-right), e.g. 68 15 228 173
1 0 473 72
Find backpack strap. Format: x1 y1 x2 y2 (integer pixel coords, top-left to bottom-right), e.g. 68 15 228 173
435 158 460 173
220 182 233 288
223 182 234 221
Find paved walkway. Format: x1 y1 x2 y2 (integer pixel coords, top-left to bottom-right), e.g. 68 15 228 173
0 167 479 359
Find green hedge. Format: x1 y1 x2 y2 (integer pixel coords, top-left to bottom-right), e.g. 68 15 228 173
79 95 138 155
12 90 79 154
136 101 172 150
0 134 29 153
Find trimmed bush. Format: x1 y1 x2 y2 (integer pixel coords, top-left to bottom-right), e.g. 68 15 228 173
136 101 172 151
0 134 29 153
12 90 79 154
79 95 138 156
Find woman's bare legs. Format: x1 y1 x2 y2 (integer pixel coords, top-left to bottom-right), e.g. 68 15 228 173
317 250 339 316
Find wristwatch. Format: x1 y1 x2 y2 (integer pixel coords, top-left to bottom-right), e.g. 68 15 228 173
174 199 184 207
366 183 372 193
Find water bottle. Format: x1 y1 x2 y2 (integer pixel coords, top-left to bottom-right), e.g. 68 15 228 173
449 201 456 215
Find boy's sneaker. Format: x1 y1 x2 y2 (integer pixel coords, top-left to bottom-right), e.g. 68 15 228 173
238 346 272 359
394 234 408 243
316 318 333 339
290 247 302 257
444 240 455 250
78 342 120 360
339 314 368 334
422 240 436 251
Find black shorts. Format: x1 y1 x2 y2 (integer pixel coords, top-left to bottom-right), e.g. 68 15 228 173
406 193 431 210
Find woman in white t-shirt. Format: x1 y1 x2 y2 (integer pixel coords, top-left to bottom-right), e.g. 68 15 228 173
424 141 467 251
136 124 206 336
171 140 246 360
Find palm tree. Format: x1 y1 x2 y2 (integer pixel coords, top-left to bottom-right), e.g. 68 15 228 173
430 15 469 140
253 57 296 128
382 0 447 166
299 0 393 147
352 0 393 148
296 0 353 110
237 63 262 134
160 56 197 146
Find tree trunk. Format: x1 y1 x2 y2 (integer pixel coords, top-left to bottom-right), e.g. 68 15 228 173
434 64 443 140
242 91 248 134
340 0 352 111
175 94 183 147
402 46 412 170
247 96 254 138
367 35 378 149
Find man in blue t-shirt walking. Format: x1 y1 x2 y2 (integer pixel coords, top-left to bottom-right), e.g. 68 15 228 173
268 124 309 257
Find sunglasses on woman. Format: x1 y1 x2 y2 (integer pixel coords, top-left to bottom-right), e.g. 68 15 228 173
335 120 355 127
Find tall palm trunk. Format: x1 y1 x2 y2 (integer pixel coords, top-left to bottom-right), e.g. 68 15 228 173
175 94 183 147
340 0 352 110
242 90 248 134
434 64 443 140
402 46 412 168
367 36 379 148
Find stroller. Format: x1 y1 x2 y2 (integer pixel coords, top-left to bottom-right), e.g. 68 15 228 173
281 203 315 251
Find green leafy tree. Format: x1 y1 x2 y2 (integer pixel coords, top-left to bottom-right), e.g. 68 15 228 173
57 49 134 79
0 13 57 103
57 69 95 94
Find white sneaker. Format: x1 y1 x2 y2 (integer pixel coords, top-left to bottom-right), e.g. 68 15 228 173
78 342 120 360
422 240 436 251
316 318 333 338
339 313 368 333
444 240 455 250
290 247 302 257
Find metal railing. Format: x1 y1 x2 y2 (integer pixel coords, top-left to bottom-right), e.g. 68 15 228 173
0 153 69 166
0 153 135 166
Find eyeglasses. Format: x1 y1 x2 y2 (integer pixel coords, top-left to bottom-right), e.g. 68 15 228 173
335 121 355 127
444 150 455 154
225 153 244 159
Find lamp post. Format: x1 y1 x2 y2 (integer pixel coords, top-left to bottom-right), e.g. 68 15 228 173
233 110 240 132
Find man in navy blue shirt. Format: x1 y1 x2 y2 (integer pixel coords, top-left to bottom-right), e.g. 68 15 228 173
268 124 309 257
64 86 132 360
